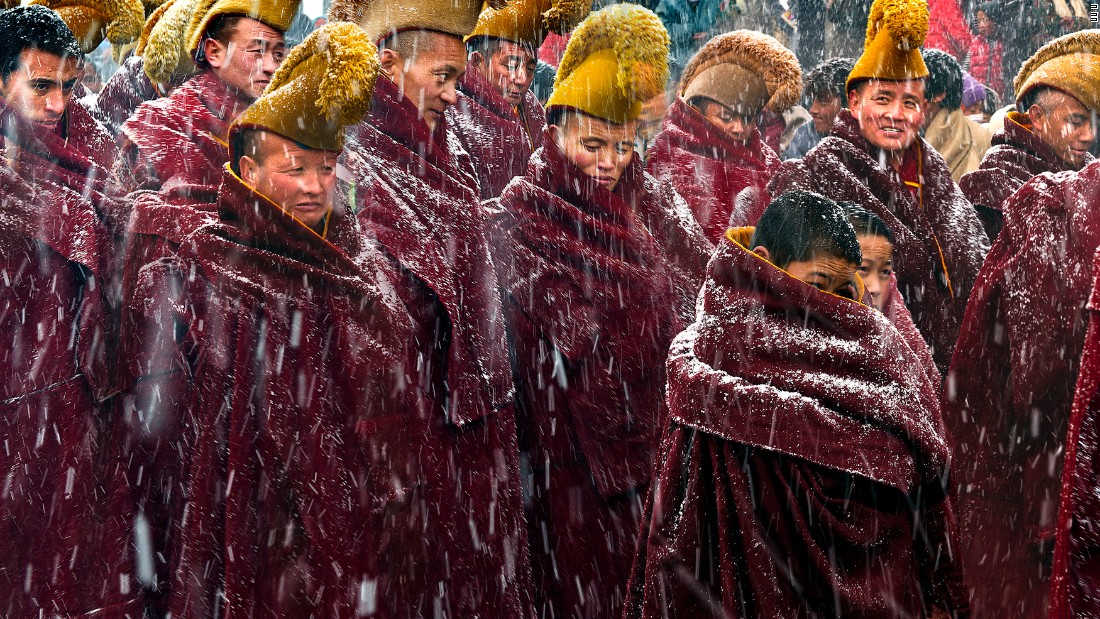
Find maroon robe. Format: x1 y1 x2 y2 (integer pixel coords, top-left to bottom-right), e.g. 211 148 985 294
0 97 138 616
89 55 159 134
118 168 414 617
1050 249 1100 619
625 230 967 618
116 70 242 200
646 98 779 243
491 134 708 618
959 111 1088 241
942 161 1100 618
342 75 535 617
448 61 547 199
769 109 990 372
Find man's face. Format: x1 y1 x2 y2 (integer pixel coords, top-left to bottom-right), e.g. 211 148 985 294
382 31 466 131
1030 90 1097 169
239 132 337 231
554 113 637 191
0 48 82 129
856 234 894 312
783 254 860 298
809 93 842 134
472 40 535 106
849 79 926 155
204 17 286 102
697 99 758 143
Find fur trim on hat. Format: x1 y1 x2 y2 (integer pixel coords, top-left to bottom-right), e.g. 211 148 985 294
865 0 928 50
543 0 590 35
328 0 506 37
678 30 802 114
30 0 144 51
1014 29 1100 96
142 0 199 84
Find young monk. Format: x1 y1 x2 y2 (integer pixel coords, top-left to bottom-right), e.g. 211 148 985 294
626 190 967 618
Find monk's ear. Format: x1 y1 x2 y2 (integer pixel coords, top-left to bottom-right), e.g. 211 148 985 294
203 37 227 69
469 50 485 69
239 156 259 186
379 48 399 80
1028 103 1046 126
752 246 771 261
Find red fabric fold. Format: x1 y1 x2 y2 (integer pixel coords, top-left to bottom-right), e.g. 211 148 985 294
449 62 547 199
625 237 967 618
769 109 990 372
944 161 1100 618
646 98 779 242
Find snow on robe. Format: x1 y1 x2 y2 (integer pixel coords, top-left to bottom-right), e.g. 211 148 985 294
646 98 779 243
959 111 1089 241
490 133 708 618
86 55 159 134
625 229 968 618
447 61 547 200
942 162 1100 618
118 167 415 617
0 96 138 617
116 70 240 201
341 75 535 617
1050 249 1100 619
769 109 990 372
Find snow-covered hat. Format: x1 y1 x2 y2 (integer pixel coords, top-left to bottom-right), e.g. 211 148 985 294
1015 29 1100 113
847 0 929 91
139 0 201 85
231 22 378 153
466 0 591 50
29 0 144 53
545 3 669 124
328 0 505 45
186 0 301 57
679 30 802 116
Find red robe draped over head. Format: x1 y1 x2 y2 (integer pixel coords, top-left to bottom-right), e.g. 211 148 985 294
490 134 708 618
646 98 779 243
342 75 535 616
943 161 1100 618
448 62 547 199
959 111 1088 241
116 70 242 200
1050 249 1100 619
625 230 967 619
118 168 414 617
769 109 990 372
89 55 159 134
0 97 137 617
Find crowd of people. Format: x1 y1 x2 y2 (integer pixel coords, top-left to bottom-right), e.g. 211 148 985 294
2 0 1100 615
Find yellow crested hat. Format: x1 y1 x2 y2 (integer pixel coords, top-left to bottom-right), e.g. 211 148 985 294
139 0 201 85
1014 29 1100 113
30 0 144 53
186 0 300 56
467 0 591 49
328 0 505 44
546 3 669 124
679 30 802 116
847 0 929 91
231 21 378 152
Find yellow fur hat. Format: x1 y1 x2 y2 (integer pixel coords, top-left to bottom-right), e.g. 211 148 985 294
30 0 144 53
679 31 801 116
467 0 591 49
545 3 669 124
1014 29 1100 113
186 0 300 56
328 0 506 44
140 0 201 85
846 0 929 91
231 21 379 152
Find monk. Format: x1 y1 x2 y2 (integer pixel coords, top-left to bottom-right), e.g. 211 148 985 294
491 7 709 616
625 190 968 618
646 30 799 243
446 0 588 199
960 30 1100 241
117 24 414 616
334 0 535 612
770 0 989 372
920 48 992 183
0 6 136 616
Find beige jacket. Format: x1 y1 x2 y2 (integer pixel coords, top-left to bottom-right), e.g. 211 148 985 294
925 106 993 183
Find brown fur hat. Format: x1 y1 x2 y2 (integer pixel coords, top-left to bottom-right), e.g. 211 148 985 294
678 30 802 115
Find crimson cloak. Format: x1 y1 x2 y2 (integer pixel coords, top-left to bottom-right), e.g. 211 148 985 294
943 161 1100 618
769 109 990 372
342 75 535 617
646 98 779 243
447 62 547 199
625 230 968 618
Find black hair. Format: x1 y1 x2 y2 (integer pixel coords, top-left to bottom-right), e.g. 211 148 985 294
750 191 862 268
466 35 535 60
230 127 267 175
0 5 83 81
842 203 895 245
920 48 963 110
193 13 248 68
982 84 1001 115
803 57 855 107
